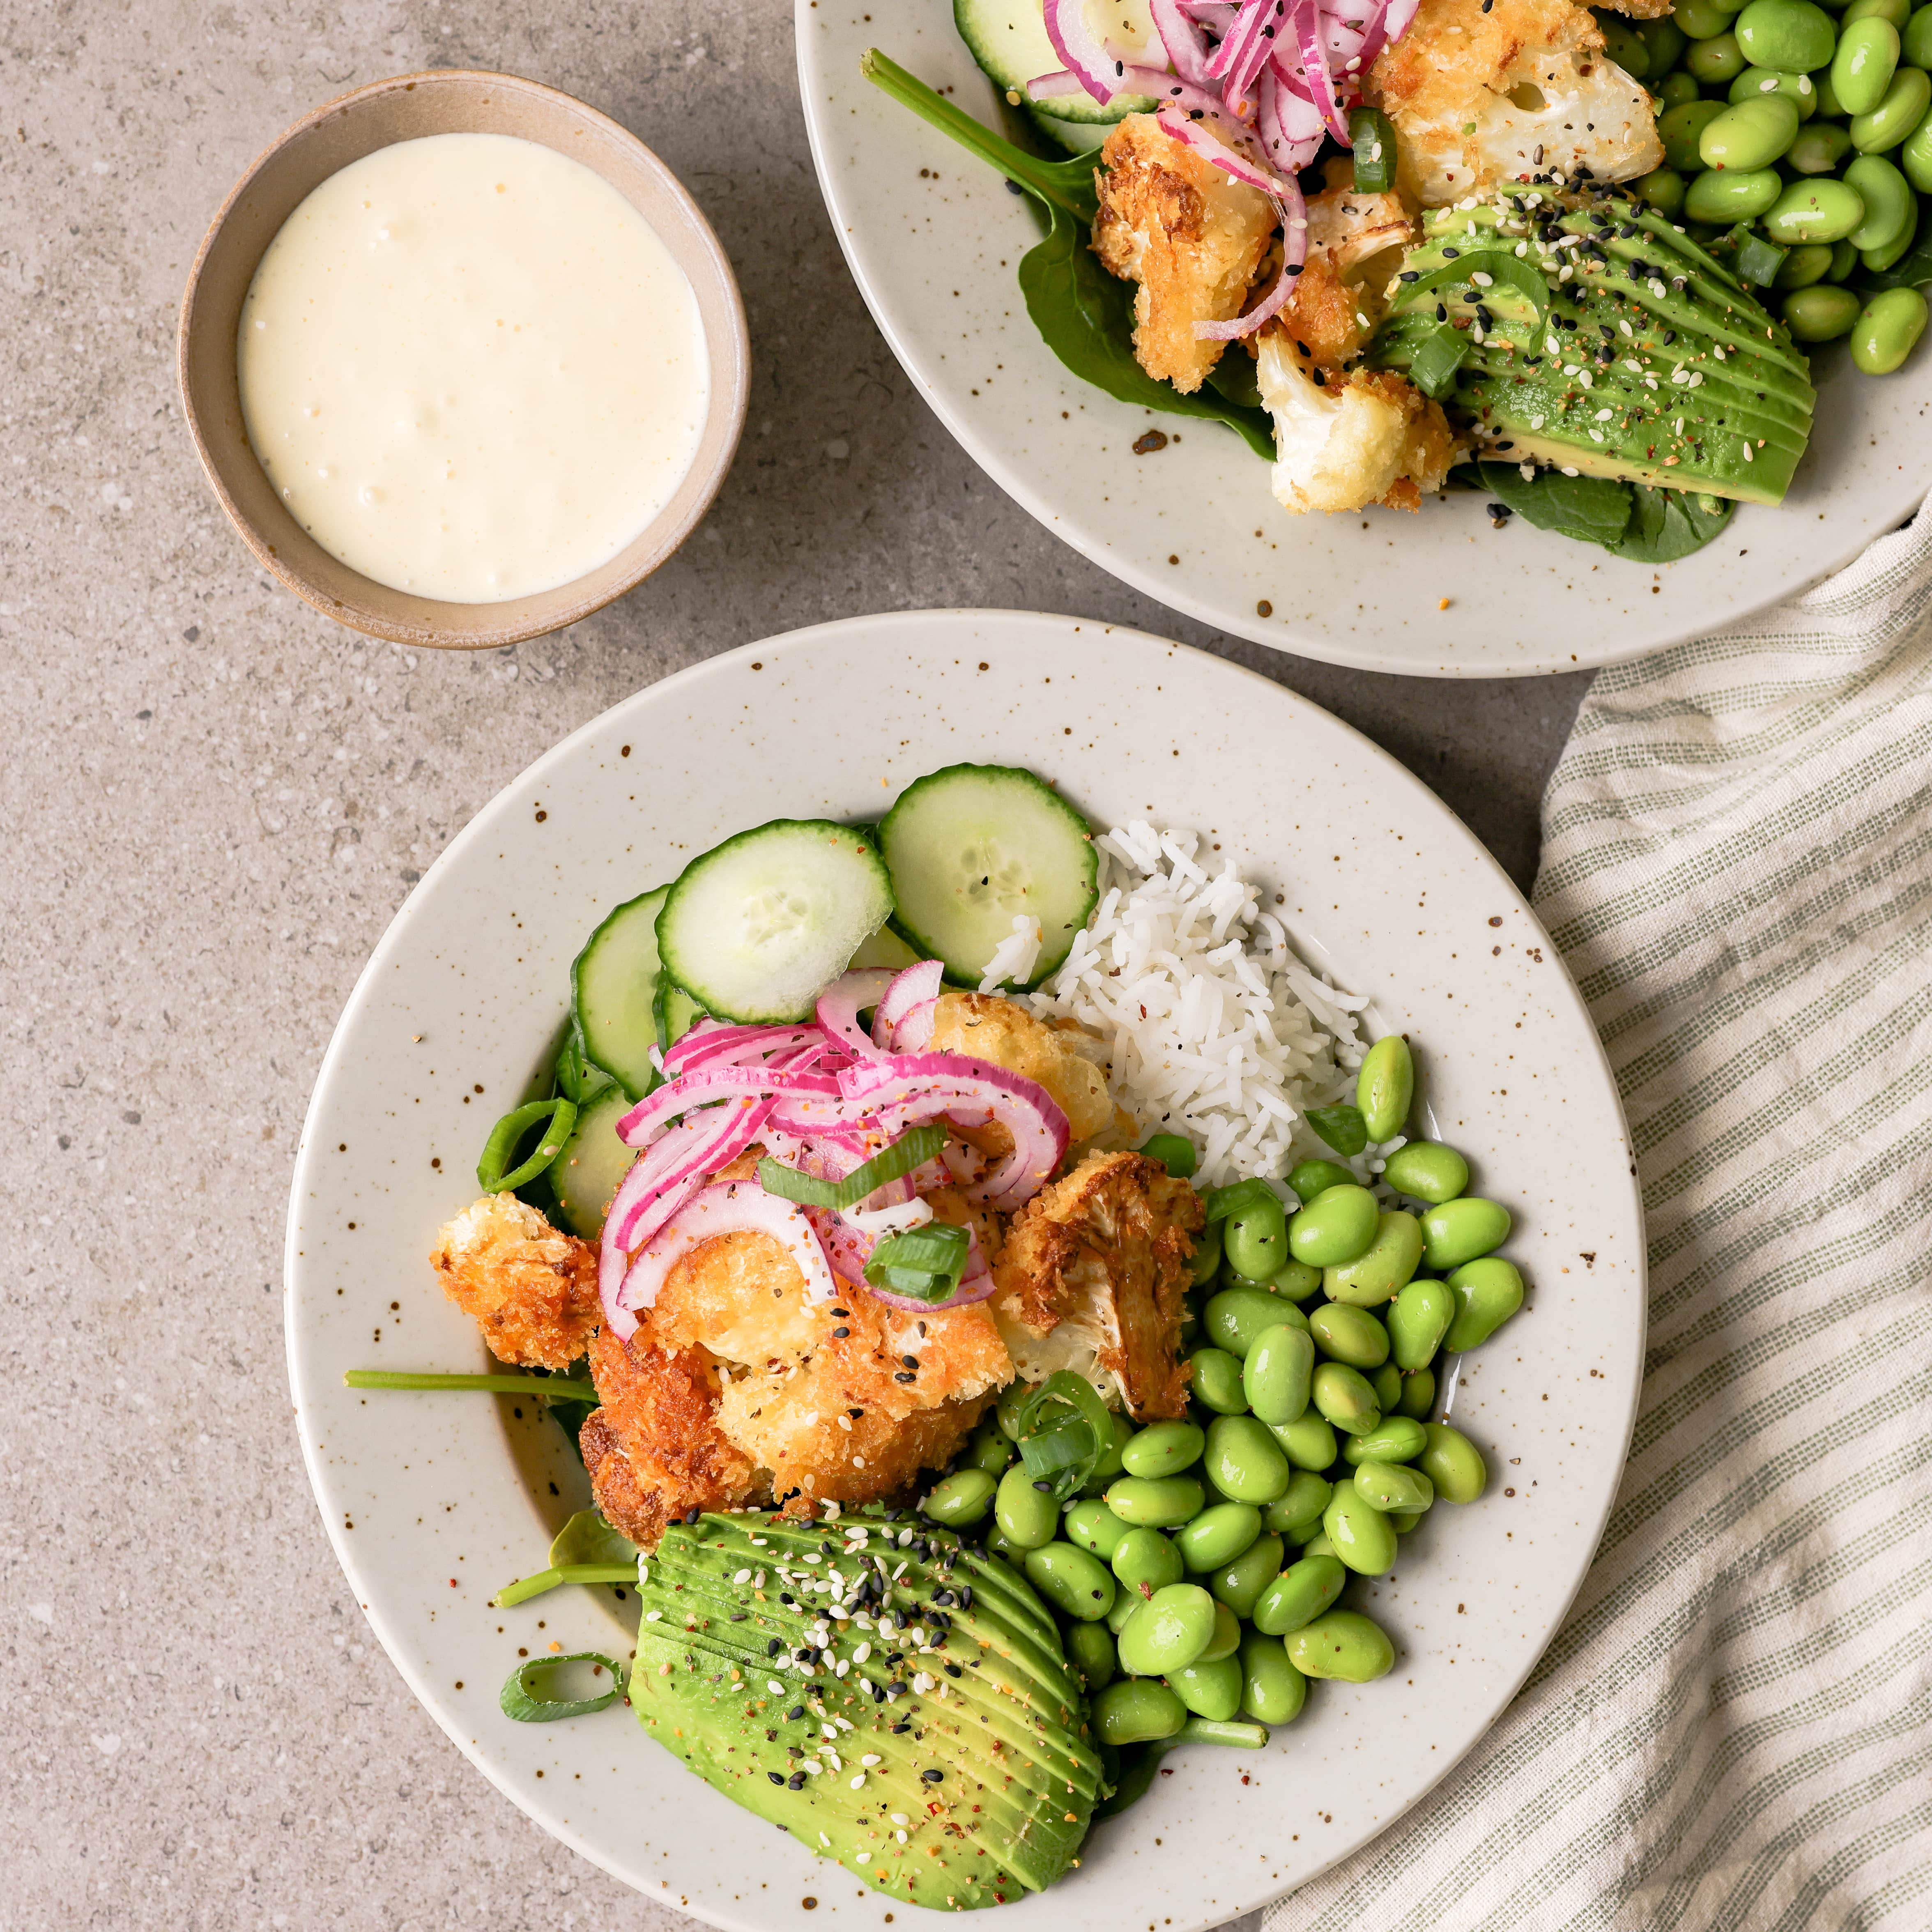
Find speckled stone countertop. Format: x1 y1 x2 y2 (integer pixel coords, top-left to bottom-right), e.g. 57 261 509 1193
0 3 1585 1925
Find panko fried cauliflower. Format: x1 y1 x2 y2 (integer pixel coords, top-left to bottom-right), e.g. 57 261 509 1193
1092 113 1276 394
1365 0 1662 204
929 992 1113 1143
994 1150 1202 1420
430 1192 600 1370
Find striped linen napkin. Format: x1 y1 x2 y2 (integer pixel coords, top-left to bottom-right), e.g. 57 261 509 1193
1264 494 1932 1932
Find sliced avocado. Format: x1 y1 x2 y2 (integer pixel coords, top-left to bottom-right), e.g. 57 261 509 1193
630 1508 1102 1910
1371 184 1816 506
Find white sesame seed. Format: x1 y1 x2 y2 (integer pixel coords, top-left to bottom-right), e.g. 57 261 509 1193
862 1753 882 1766
768 1679 784 1693
851 1773 867 1790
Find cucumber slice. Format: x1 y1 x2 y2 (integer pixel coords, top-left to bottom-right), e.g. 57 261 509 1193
954 0 1161 124
877 764 1097 989
654 980 708 1054
847 925 922 972
548 1084 637 1240
656 821 895 1024
571 886 669 1102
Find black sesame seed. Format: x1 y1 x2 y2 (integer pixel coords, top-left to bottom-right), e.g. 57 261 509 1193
922 1769 945 1783
900 1355 918 1370
788 1773 807 1789
768 1639 784 1656
1486 502 1513 518
1442 246 1459 259
768 1771 785 1785
788 1705 806 1720
832 1327 850 1339
893 1722 912 1734
1398 269 1420 282
730 1610 749 1622
894 1371 917 1384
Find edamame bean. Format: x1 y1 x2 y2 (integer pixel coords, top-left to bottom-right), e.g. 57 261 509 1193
1206 1414 1292 1504
1263 1472 1334 1537
1762 174 1869 238
1398 1365 1438 1420
1734 0 1837 71
1686 164 1785 222
1902 109 1932 189
1701 91 1805 165
1269 1258 1325 1300
1846 151 1916 245
996 1379 1032 1440
1728 64 1821 110
1286 1610 1396 1683
1356 1035 1414 1143
1066 1620 1116 1690
1353 1460 1437 1513
1168 1653 1244 1721
1370 1361 1403 1412
1322 1210 1424 1308
1638 167 1688 217
1252 1552 1348 1634
1189 1214 1224 1286
1288 1157 1355 1204
1311 1362 1380 1436
1117 1582 1219 1677
1111 1525 1186 1596
1210 1532 1286 1618
1863 196 1920 267
1833 13 1901 110
1270 1410 1338 1471
1787 118 1856 166
1200 1601 1243 1663
1445 1256 1527 1351
1066 1498 1134 1559
985 1524 1023 1564
1322 1484 1398 1574
1388 1275 1456 1369
1309 1302 1392 1369
1905 2 1932 67
1106 1587 1141 1633
1656 71 1705 109
1206 1285 1305 1359
1092 1677 1187 1744
1389 1507 1427 1534
1301 1531 1338 1559
1189 1345 1250 1414
1813 67 1845 117
1642 13 1689 70
1784 281 1864 334
1138 1131 1197 1178
1174 1500 1263 1571
1852 285 1930 368
1380 1139 1470 1205
1339 1415 1429 1465
1851 63 1932 145
1662 98 1731 167
1025 1542 1119 1621
1224 1191 1289 1281
995 1464 1062 1548
1679 0 1740 36
1419 1422 1489 1504
1239 1633 1308 1725
1419 1196 1513 1271
1106 1474 1207 1528
1598 10 1653 73
1122 1420 1205 1479
1844 0 1909 30
923 1467 997 1525
1243 1324 1316 1424
1688 28 1750 78
1288 1184 1381 1268
961 1421 1015 1476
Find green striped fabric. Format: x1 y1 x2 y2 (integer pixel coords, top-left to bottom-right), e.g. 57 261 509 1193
1265 501 1932 1930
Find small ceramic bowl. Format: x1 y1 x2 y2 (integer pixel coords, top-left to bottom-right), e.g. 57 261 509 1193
178 70 750 649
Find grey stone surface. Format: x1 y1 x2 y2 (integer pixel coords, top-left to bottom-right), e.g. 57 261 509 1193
0 3 1585 1925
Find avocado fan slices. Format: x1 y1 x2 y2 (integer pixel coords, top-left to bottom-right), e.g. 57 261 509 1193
630 1508 1102 1911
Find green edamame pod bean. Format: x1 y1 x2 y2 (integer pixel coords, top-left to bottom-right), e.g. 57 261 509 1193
1311 1362 1380 1436
1106 1474 1207 1528
1174 1500 1263 1571
1852 285 1930 368
1679 0 1739 35
923 1467 997 1525
1686 164 1785 222
1851 63 1932 145
1106 1587 1141 1633
1224 1192 1289 1281
1168 1652 1244 1721
1369 1361 1403 1412
1902 110 1932 189
1783 281 1863 334
1419 1422 1489 1503
1863 195 1920 268
1189 1345 1250 1414
1906 2 1932 66
1288 1158 1355 1204
1445 1256 1527 1351
1288 1184 1381 1268
1025 1542 1119 1621
1263 1472 1334 1536
1269 1258 1325 1301
1762 174 1869 238
1286 1610 1396 1682
1356 1035 1414 1143
1728 64 1821 110
962 1419 1016 1476
1814 66 1845 115
1243 1324 1316 1424
1206 1285 1305 1359
1321 1484 1398 1574
1598 10 1652 73
1419 1197 1512 1270
1705 92 1803 168
1066 1619 1117 1690
1833 13 1902 110
1380 1139 1470 1205
1269 1410 1338 1471
1388 1275 1456 1369
996 1379 1032 1440
1389 1506 1428 1533
1689 29 1750 78
1656 71 1705 110
1787 118 1855 167
1210 1532 1285 1618
1845 0 1909 30
1111 1525 1185 1596
1398 1365 1438 1419
1662 99 1731 167
1322 1210 1424 1308
1301 1530 1338 1559
1773 241 1835 285
1138 1132 1197 1179
1205 1414 1292 1504
1734 0 1837 71
1239 1633 1307 1725
1093 1677 1187 1744
1352 1460 1436 1513
1845 152 1916 246
1339 1415 1429 1465
1199 1601 1243 1664
1252 1552 1348 1634
1066 1498 1134 1559
995 1464 1062 1548
1309 1302 1391 1370
984 1524 1022 1565
1642 13 1689 69
1121 1420 1205 1479
1638 167 1688 216
1117 1582 1218 1677
1189 1215 1224 1286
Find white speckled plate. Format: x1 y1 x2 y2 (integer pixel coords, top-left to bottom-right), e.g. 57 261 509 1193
795 4 1931 678
286 610 1644 1929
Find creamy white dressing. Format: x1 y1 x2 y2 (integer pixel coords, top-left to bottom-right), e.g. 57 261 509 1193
237 131 707 603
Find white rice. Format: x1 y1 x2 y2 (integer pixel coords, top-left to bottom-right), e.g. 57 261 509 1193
1024 823 1368 1189
978 914 1044 994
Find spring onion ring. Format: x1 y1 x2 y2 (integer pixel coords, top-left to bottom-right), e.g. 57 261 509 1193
499 1651 626 1722
476 1097 579 1192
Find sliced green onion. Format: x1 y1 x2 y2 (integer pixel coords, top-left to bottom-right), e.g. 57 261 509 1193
1014 1369 1115 1502
492 1563 639 1608
1405 322 1472 399
1731 226 1787 289
1349 107 1397 194
343 1369 599 1401
1137 1133 1197 1179
865 1265 960 1302
1204 1177 1279 1223
1306 1104 1369 1157
554 1028 615 1106
477 1097 579 1192
1175 1716 1270 1749
499 1651 626 1722
758 1125 948 1212
864 1219 971 1302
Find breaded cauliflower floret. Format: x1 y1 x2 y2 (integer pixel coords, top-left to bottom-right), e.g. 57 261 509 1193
929 991 1113 1143
1092 113 1275 394
1366 0 1662 205
430 1192 600 1370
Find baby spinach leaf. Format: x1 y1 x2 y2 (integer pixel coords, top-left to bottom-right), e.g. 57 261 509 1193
1476 462 1734 562
1612 484 1735 564
550 1509 639 1570
1855 230 1932 297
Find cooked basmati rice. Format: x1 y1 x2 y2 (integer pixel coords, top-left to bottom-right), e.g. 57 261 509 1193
1023 823 1367 1189
978 915 1044 994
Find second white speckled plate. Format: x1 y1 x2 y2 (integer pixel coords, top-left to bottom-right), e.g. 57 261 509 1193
287 610 1644 1930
